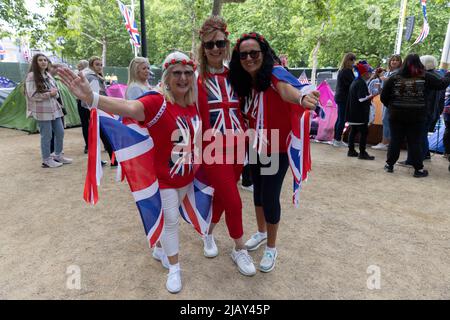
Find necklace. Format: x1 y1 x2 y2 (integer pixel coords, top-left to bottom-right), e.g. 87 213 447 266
208 65 224 74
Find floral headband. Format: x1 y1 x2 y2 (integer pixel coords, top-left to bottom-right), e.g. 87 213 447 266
235 32 265 50
199 25 230 38
163 59 197 71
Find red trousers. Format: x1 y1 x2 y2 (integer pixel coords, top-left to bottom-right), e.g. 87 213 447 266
204 163 244 239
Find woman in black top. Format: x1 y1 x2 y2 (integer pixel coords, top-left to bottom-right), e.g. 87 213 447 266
381 54 450 177
333 52 356 146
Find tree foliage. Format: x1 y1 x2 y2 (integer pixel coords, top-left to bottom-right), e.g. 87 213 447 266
12 0 450 68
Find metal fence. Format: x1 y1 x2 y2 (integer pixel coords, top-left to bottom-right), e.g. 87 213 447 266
0 61 162 86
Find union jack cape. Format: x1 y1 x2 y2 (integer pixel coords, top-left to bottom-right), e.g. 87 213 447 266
83 92 213 249
272 66 323 207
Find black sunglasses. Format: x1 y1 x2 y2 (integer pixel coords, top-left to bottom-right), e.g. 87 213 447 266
239 50 261 60
203 40 227 50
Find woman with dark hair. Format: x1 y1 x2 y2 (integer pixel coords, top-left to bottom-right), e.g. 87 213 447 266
381 53 450 177
196 16 256 276
229 32 319 273
25 53 72 168
332 52 356 147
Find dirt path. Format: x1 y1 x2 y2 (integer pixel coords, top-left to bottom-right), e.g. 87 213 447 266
1 127 450 299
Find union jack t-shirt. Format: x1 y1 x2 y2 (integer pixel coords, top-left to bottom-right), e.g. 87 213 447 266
139 93 201 189
197 68 245 160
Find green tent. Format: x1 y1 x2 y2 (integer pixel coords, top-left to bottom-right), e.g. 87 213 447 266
0 80 81 133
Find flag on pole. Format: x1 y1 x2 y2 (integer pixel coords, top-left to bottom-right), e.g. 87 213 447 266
298 70 310 85
117 0 141 48
413 0 430 45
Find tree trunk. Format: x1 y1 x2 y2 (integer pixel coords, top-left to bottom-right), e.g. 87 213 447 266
311 22 325 85
212 0 223 15
102 38 107 67
191 9 197 60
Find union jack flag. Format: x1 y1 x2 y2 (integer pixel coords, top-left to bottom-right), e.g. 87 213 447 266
413 0 430 45
84 93 213 248
117 0 141 48
206 76 242 134
179 168 214 236
272 66 316 207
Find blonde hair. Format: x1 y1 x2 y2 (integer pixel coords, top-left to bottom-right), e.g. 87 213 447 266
197 15 230 79
161 51 196 105
339 52 356 70
127 57 150 85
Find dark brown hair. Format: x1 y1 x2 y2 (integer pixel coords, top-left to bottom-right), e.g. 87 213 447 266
30 53 50 93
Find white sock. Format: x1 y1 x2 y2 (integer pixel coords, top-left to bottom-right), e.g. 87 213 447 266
169 263 180 273
266 246 277 254
258 231 267 237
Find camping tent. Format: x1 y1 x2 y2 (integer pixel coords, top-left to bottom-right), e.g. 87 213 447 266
0 80 81 133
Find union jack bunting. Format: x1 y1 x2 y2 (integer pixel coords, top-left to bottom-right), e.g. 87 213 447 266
298 70 310 85
117 0 141 48
413 0 430 45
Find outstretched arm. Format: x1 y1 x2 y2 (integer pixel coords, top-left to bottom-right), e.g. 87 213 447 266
57 67 145 121
275 81 319 110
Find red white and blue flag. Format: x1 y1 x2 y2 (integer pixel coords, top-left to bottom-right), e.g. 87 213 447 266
298 70 310 85
84 107 163 248
84 92 213 248
117 0 141 48
272 66 319 206
179 168 214 236
413 0 430 45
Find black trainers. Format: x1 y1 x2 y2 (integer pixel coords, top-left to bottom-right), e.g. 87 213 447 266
358 152 375 160
413 169 429 178
347 149 359 157
84 146 88 154
384 164 394 173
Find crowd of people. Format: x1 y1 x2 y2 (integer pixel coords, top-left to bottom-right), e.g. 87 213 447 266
332 51 450 177
23 14 449 294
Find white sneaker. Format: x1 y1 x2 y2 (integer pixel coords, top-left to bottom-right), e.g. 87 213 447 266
231 248 256 276
245 232 267 251
42 158 63 168
240 184 254 192
166 269 182 293
259 248 278 273
332 139 347 147
203 234 218 258
152 247 169 269
371 143 388 151
53 154 73 164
